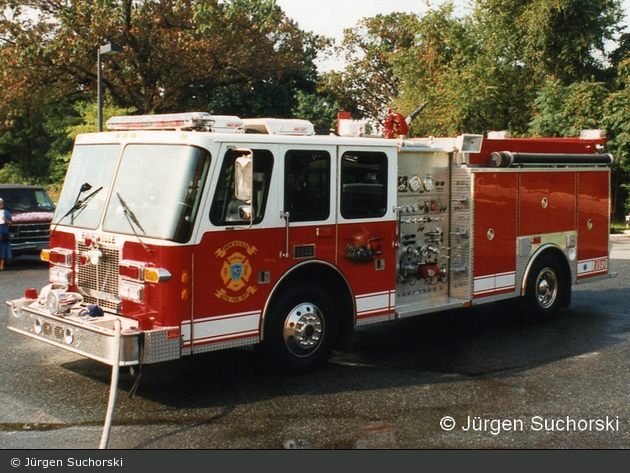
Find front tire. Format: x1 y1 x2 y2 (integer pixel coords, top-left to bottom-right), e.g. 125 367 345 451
261 282 336 373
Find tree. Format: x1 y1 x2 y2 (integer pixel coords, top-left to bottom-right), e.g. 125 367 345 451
602 58 630 218
348 0 625 137
393 3 487 136
0 0 327 183
529 80 609 137
292 89 341 134
473 0 624 85
320 12 419 124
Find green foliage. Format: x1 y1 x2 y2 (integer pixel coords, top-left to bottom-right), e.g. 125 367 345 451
473 0 623 85
320 12 419 123
45 101 135 189
292 90 341 133
0 0 326 183
530 80 609 137
601 58 630 217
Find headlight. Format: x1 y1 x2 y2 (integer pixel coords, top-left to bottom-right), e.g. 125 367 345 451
119 281 144 302
49 267 73 285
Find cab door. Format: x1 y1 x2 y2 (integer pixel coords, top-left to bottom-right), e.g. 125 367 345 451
189 143 283 353
280 145 337 265
335 146 398 323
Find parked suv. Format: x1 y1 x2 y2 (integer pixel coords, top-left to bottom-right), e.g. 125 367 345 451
0 184 55 256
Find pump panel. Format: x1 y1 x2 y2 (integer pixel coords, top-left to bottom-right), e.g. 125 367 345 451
396 151 452 315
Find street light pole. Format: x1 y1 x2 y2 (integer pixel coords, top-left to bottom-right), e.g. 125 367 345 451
97 42 123 132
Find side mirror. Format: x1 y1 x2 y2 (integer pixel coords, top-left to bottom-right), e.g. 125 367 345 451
234 154 253 203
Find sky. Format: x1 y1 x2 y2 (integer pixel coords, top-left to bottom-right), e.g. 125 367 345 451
275 0 630 71
275 0 472 41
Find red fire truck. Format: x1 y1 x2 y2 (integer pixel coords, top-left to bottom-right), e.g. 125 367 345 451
5 111 615 373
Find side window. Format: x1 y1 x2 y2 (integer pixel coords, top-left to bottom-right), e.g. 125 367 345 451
340 151 388 219
210 148 273 226
285 150 330 222
34 190 56 210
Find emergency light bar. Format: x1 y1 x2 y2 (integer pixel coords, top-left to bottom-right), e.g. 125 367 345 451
106 112 218 131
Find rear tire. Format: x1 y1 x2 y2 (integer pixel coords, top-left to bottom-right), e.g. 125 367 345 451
261 282 336 373
524 253 567 321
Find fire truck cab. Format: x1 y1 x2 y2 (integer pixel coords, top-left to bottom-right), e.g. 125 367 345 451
5 112 615 373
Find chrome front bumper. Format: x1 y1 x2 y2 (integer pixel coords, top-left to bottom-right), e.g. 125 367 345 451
6 293 181 366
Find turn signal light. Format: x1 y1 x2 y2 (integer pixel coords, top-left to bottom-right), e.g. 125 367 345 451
41 248 72 266
145 268 172 283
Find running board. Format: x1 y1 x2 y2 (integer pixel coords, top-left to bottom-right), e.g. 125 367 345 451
395 297 470 319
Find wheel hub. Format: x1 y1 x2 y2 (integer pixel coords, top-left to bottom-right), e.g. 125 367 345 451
283 303 324 357
536 268 558 308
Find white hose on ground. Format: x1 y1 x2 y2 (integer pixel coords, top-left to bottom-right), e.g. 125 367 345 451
99 318 121 449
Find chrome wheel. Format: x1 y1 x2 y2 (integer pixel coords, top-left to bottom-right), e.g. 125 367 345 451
535 267 558 309
283 302 324 357
524 253 567 321
262 282 335 373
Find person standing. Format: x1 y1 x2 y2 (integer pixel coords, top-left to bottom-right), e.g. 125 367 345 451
0 197 13 270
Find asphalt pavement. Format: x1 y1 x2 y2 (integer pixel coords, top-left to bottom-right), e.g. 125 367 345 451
0 236 629 450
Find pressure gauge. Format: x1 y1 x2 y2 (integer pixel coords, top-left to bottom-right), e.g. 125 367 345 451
423 175 434 192
409 176 421 192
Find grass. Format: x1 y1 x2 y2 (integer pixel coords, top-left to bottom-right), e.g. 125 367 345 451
611 221 629 234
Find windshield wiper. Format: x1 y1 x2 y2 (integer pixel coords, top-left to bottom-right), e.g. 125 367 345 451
117 193 151 252
51 183 102 233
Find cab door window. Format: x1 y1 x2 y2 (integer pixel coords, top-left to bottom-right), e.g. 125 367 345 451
284 150 330 222
340 151 388 219
210 148 274 226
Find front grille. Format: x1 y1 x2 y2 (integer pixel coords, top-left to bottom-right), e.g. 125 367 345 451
76 243 121 313
10 223 50 242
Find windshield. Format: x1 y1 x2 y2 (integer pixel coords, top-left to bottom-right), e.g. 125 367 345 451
53 145 119 228
103 144 210 242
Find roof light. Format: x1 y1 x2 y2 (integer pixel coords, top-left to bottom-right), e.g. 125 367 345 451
209 115 245 133
580 129 606 140
242 118 315 135
487 131 511 139
106 112 215 131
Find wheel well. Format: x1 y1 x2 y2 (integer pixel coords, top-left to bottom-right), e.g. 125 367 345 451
262 261 355 349
523 246 572 308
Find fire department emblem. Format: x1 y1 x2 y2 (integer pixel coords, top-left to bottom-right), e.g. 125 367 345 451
215 241 258 303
